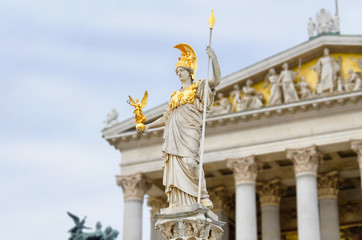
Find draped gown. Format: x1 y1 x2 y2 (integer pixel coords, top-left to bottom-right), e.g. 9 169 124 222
162 79 214 206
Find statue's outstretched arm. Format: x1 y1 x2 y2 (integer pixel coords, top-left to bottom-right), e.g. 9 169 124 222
206 46 221 89
137 116 165 133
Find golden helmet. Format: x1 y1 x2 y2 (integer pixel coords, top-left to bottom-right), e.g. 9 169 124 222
174 43 197 79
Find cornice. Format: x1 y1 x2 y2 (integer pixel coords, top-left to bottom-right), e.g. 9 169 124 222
104 91 362 147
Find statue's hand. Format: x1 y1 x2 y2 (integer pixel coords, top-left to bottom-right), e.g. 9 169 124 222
206 46 216 59
136 124 149 134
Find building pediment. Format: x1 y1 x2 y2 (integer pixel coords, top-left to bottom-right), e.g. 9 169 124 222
102 34 362 146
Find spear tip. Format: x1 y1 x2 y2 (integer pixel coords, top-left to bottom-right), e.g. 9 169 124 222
208 10 215 29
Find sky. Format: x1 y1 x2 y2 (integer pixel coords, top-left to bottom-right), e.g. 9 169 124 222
0 0 361 239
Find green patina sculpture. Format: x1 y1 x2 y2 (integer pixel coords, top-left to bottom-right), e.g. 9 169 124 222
67 212 119 240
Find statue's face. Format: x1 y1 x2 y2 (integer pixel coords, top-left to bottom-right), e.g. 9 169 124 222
324 48 329 56
176 67 191 83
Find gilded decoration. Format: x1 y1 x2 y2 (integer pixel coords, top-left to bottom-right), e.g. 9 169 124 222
127 91 148 130
169 80 199 110
227 156 260 184
286 145 322 176
317 171 340 199
256 179 286 207
174 43 197 80
116 173 152 201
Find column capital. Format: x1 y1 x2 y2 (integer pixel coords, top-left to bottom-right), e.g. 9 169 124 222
116 173 152 201
256 179 285 207
318 171 340 200
147 196 168 217
351 139 362 167
286 145 322 177
209 186 234 215
227 155 259 185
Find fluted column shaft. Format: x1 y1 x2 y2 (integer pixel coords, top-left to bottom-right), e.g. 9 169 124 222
318 171 340 240
261 206 280 240
287 146 321 240
116 173 151 240
351 140 362 191
227 156 258 240
257 179 283 240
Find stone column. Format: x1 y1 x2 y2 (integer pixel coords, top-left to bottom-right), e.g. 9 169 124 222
318 171 340 240
351 140 362 190
116 172 151 240
256 179 284 240
209 186 234 240
227 156 259 240
147 196 168 240
287 146 321 240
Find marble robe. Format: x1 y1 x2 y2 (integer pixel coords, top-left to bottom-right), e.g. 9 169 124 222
162 79 214 206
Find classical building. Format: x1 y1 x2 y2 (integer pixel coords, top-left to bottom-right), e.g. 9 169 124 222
102 13 362 240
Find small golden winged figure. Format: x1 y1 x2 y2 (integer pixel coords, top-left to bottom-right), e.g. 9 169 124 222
127 91 148 131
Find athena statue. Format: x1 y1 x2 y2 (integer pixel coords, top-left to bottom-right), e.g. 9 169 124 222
137 43 221 208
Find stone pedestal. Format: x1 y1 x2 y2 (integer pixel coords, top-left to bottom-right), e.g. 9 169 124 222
227 156 259 240
318 171 340 240
154 204 225 240
287 146 321 240
351 140 362 190
116 173 151 240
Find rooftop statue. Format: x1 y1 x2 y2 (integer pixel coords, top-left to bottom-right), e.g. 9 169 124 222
103 109 118 127
236 79 264 111
263 68 282 106
311 48 341 94
307 18 316 38
137 43 221 209
229 84 241 111
307 8 340 38
278 63 300 103
345 69 362 92
296 76 314 100
333 13 340 33
67 212 119 240
209 93 232 115
316 8 333 34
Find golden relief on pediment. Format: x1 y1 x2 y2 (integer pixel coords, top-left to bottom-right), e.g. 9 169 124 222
209 51 362 116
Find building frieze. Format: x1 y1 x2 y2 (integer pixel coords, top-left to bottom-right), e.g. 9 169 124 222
104 90 362 149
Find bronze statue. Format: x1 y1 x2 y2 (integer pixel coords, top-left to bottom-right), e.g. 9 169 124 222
67 212 119 240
